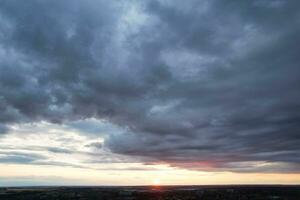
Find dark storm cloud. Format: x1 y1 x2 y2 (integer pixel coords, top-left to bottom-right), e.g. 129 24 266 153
0 0 300 172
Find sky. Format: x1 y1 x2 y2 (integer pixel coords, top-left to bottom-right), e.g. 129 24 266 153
0 0 300 186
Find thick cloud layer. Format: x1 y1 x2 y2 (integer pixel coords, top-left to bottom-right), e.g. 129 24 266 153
0 0 300 172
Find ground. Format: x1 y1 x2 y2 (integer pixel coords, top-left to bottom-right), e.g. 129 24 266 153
0 185 299 200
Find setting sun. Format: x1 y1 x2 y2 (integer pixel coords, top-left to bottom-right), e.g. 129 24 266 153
152 179 161 186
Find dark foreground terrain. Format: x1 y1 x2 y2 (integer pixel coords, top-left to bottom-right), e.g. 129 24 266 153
0 185 299 200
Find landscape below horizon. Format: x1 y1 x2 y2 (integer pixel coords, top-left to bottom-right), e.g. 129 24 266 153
1 185 300 200
0 0 300 190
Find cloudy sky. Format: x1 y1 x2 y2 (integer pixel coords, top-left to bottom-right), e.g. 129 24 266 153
0 0 300 186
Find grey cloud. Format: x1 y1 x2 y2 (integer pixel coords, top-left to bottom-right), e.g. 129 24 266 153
33 160 87 169
0 155 37 164
0 124 8 134
0 176 88 187
0 151 46 164
46 147 73 154
66 119 123 136
0 0 300 172
85 142 103 149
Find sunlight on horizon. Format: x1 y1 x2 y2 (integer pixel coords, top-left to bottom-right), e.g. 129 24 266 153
1 163 300 186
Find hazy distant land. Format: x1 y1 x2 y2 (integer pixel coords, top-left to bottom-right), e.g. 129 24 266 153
1 185 300 200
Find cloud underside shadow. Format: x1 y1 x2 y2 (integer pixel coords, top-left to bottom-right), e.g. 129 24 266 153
0 0 300 173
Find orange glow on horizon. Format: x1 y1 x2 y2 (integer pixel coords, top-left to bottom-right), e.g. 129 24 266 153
152 179 161 186
0 164 300 186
